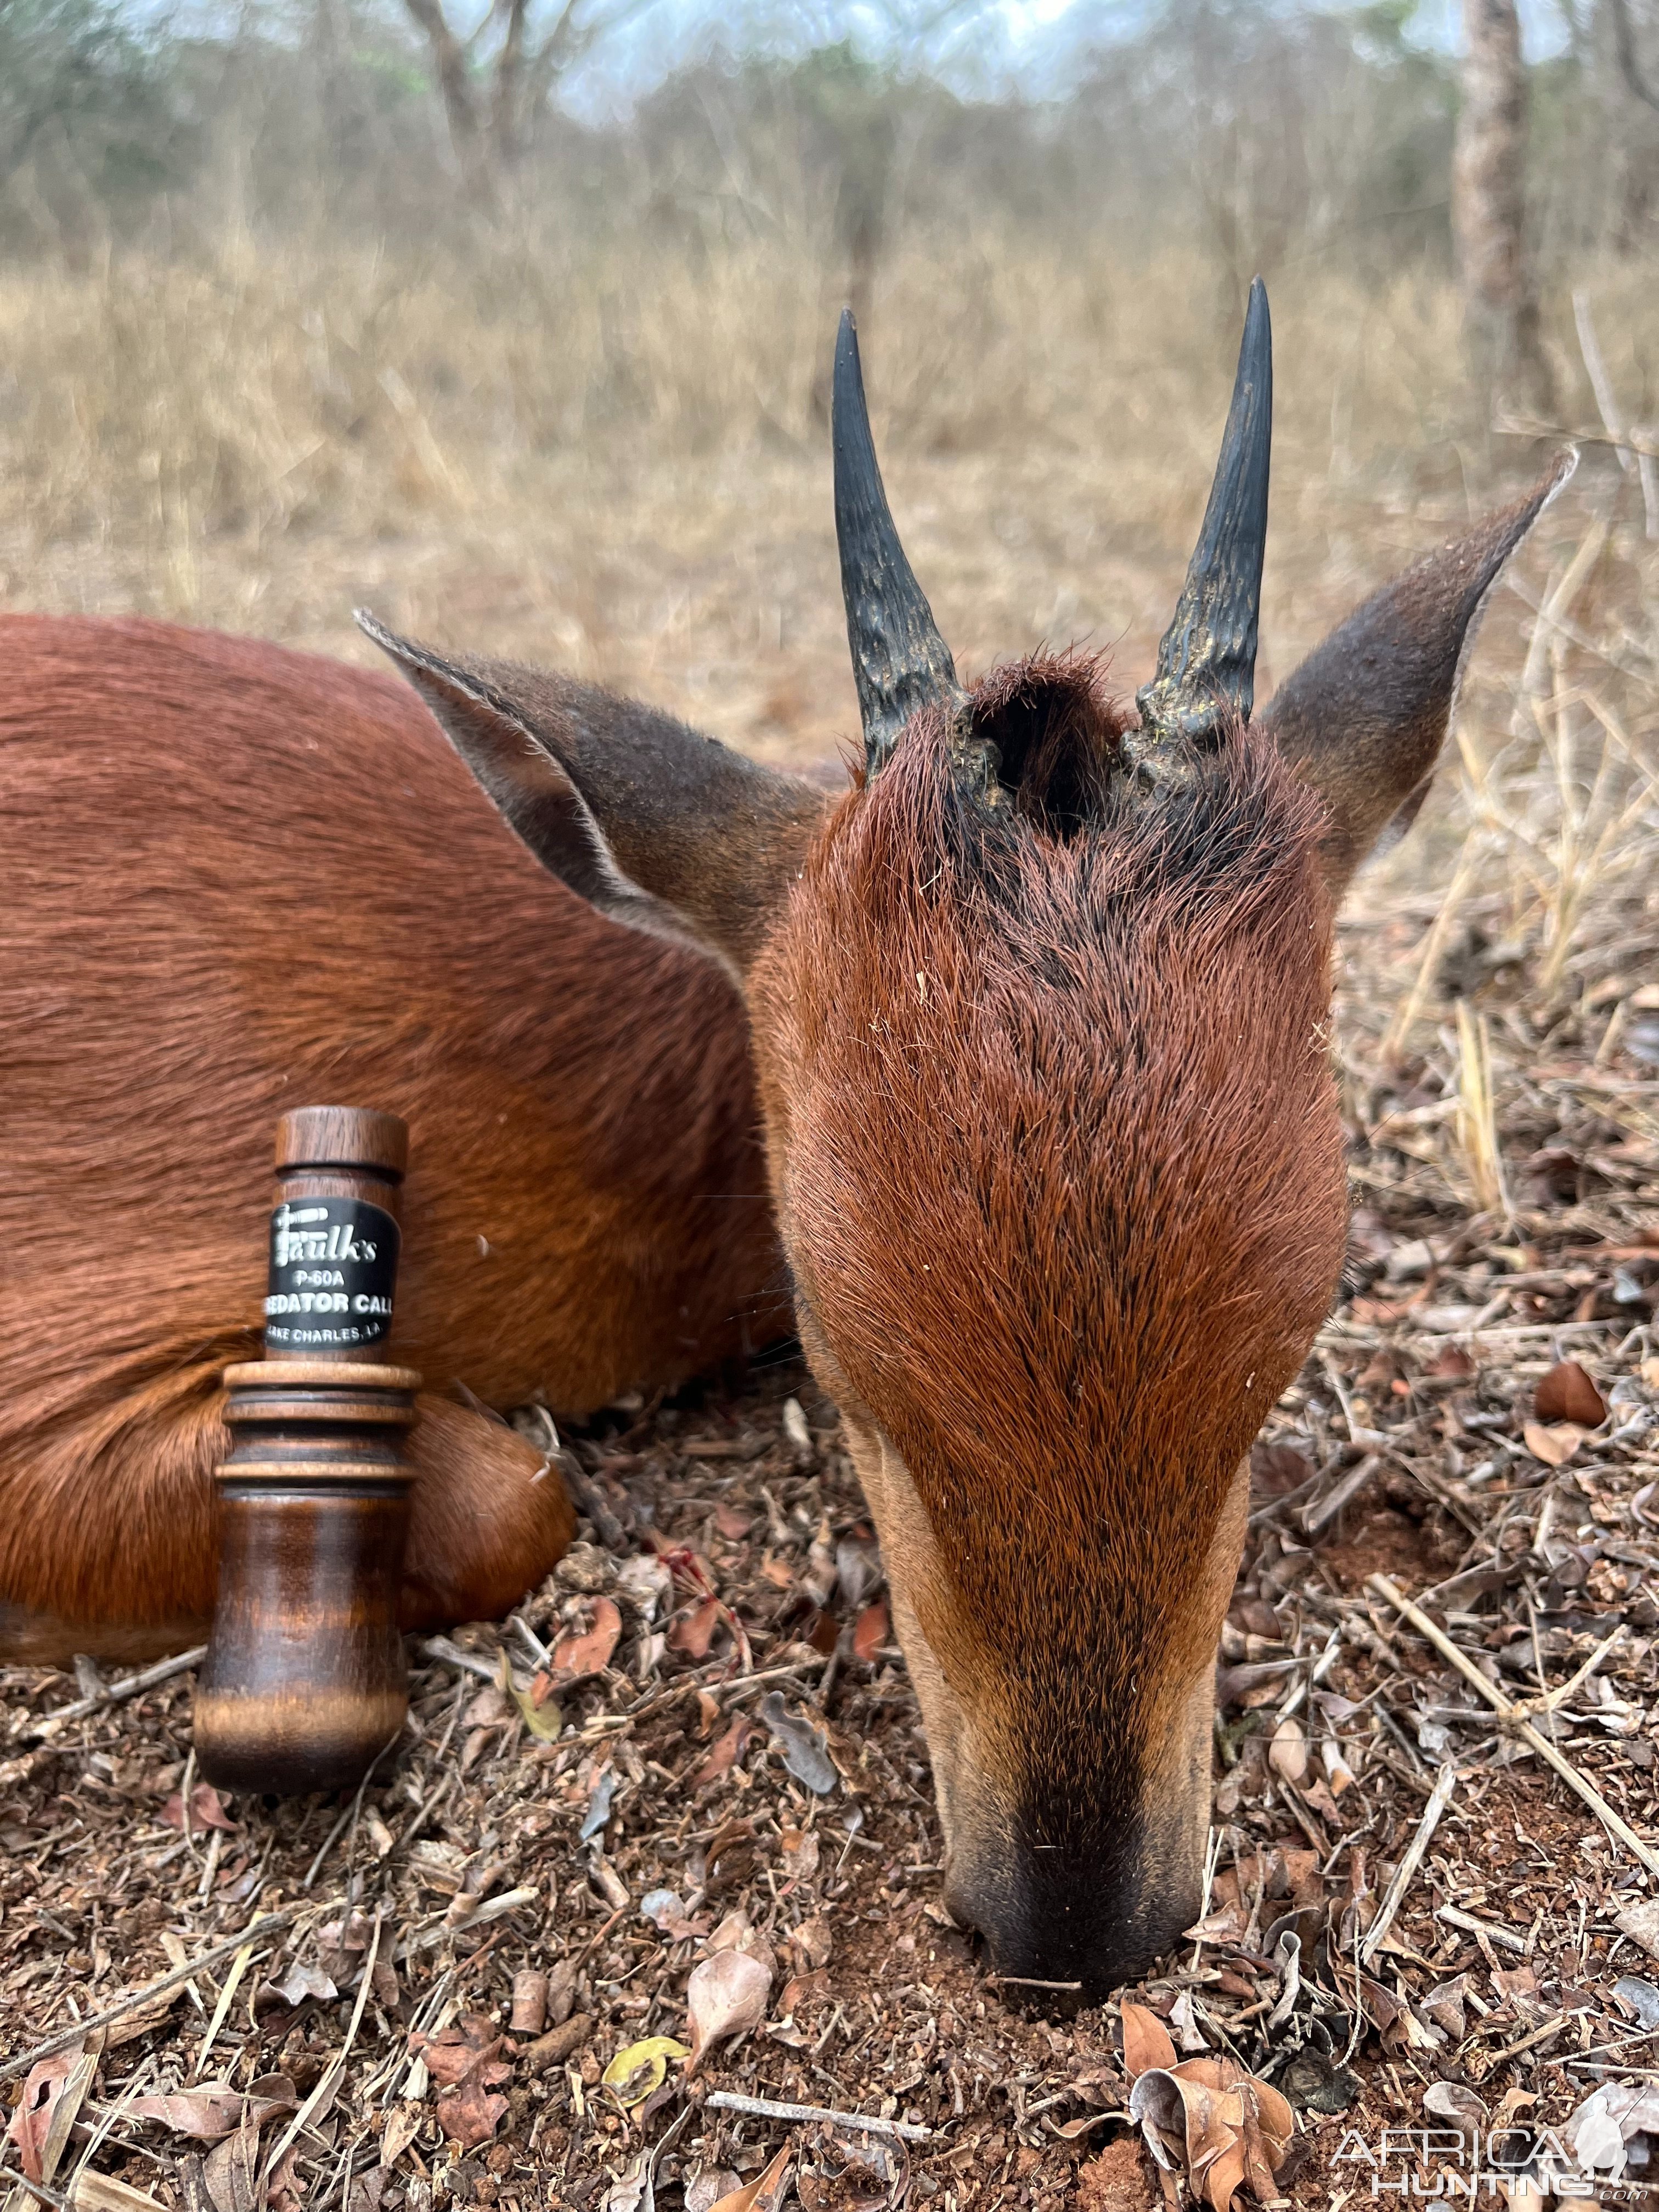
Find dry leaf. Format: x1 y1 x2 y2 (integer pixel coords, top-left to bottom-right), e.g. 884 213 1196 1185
1169 1989 1210 2055
411 2013 512 2148
1423 2081 1488 2147
268 1961 337 2008
640 1889 707 1942
704 2146 792 2212
852 1599 889 1662
553 1596 623 1680
1523 1420 1586 1467
161 1783 239 1833
686 2175 743 2212
706 1910 777 1980
797 2121 906 2211
600 2036 690 2110
685 1948 772 2067
267 2144 302 2212
834 1535 883 1610
410 2015 507 2088
780 1826 821 1883
668 1597 723 1658
1267 1717 1308 1784
435 2071 510 2151
379 2106 424 2170
1535 1359 1607 1426
757 1692 838 1793
790 1915 833 1970
74 2180 168 2212
1120 2001 1178 2079
510 1970 548 2036
129 2086 294 2144
780 1968 832 2014
1615 1897 1659 1959
6 2052 81 2183
691 1717 752 1789
202 2117 262 2212
1130 2056 1294 2212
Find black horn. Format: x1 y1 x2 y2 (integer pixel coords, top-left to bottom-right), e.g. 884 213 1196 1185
832 310 965 776
1135 278 1273 755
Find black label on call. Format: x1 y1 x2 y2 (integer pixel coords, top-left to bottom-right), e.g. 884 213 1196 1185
265 1199 400 1352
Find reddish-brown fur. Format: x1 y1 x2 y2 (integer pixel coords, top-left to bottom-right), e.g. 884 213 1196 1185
0 615 782 1657
748 657 1348 1972
757 665 1342 1710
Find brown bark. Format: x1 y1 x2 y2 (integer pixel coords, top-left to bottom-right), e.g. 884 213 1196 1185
1453 0 1551 409
489 0 532 166
401 0 605 196
1610 0 1659 111
398 0 495 204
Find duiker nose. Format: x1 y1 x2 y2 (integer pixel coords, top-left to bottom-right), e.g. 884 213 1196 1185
945 1844 1201 2007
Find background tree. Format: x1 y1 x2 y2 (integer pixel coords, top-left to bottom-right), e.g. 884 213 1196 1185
0 0 184 242
398 0 650 202
1452 0 1553 409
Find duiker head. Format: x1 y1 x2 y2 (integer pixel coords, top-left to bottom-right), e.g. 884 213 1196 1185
363 293 1570 2001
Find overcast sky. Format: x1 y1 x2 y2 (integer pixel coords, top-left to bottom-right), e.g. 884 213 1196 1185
546 0 1572 115
155 0 1573 116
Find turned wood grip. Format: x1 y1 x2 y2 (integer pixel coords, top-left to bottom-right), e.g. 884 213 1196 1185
195 1109 419 1797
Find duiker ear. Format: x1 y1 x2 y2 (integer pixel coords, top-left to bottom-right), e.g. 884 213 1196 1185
1256 452 1575 892
357 614 833 983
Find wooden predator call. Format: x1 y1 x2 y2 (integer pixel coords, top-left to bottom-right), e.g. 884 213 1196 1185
194 1107 420 1794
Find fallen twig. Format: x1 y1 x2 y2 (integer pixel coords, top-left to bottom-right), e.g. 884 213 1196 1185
395 1886 540 1960
1434 1904 1531 1956
1276 1622 1344 1722
419 1637 519 1689
1358 1760 1458 1965
549 1442 630 1555
27 1649 208 1740
703 2091 931 2142
0 1909 304 2081
0 2168 74 2211
1516 1620 1625 1719
1302 1455 1381 1538
1368 1573 1659 1875
191 1941 259 2080
1467 2008 1583 2083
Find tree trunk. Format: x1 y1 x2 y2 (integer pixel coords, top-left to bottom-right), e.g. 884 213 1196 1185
400 0 498 207
489 0 530 168
1453 0 1551 410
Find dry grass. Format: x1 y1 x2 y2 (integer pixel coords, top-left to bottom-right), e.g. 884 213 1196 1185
2 219 1654 773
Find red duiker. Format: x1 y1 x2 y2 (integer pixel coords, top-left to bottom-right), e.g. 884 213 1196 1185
1 287 1565 1996
356 286 1568 1995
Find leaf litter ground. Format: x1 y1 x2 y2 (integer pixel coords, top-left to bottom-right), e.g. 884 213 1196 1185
8 495 1659 2212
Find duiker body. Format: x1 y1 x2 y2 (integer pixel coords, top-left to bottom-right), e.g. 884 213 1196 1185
2 290 1565 1995
0 622 807 1661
